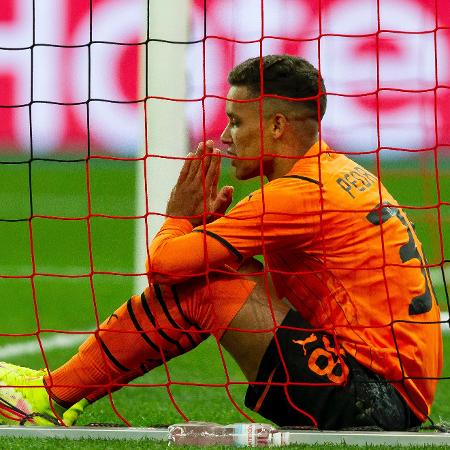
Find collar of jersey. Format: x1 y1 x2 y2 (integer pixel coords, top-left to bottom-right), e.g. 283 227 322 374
288 139 330 174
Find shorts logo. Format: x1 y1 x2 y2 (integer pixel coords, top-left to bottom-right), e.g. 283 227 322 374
292 334 349 385
292 334 318 356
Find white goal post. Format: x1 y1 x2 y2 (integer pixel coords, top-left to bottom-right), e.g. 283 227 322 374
134 0 192 292
0 426 449 447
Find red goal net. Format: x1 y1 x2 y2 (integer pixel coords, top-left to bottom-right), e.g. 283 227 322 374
0 0 448 430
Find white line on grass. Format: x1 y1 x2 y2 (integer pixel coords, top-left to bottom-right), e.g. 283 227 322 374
0 333 87 359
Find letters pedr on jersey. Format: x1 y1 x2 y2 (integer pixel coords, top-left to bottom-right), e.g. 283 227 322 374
196 140 443 422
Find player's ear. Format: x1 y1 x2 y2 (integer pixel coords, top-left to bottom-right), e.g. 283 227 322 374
271 112 288 139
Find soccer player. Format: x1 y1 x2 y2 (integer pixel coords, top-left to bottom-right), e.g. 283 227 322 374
0 55 442 430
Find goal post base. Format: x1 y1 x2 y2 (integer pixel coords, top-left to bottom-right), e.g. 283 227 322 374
0 425 168 441
0 426 449 446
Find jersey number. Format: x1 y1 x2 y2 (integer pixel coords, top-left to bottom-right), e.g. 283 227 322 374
366 203 436 315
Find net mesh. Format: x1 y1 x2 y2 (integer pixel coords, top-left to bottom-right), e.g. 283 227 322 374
0 0 448 428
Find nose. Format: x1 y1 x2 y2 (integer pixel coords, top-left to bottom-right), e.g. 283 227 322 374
221 123 232 145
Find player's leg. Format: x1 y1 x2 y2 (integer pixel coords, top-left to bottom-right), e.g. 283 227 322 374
45 272 256 406
220 258 290 381
0 258 418 429
0 262 261 425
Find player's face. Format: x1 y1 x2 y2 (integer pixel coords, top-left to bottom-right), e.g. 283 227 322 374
221 86 271 180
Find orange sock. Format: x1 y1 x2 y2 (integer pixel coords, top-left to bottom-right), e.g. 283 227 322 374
44 273 255 406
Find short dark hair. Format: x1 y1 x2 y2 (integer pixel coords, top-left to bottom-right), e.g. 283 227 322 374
228 55 327 120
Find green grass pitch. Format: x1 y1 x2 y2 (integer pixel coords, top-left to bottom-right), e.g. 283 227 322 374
0 152 448 449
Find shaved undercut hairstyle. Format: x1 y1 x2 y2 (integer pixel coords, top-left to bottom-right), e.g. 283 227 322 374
228 55 327 121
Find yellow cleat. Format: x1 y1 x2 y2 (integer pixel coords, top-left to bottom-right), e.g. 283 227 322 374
0 362 87 426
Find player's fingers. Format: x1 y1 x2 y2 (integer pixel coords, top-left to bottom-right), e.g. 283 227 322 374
210 148 222 194
195 139 213 153
201 140 215 173
205 149 221 192
177 152 194 184
193 140 215 183
187 142 204 182
212 185 234 215
194 140 204 156
193 140 213 158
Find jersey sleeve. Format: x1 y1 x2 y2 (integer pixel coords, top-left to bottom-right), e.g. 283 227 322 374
147 217 236 284
148 179 321 284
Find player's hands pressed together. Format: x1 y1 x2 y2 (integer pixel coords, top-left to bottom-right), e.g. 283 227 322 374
166 140 234 226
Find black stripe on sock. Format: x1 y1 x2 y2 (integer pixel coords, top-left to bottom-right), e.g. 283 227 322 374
171 285 195 326
154 284 198 348
98 337 130 372
141 292 185 354
171 285 209 341
192 229 243 262
154 284 185 330
127 297 160 353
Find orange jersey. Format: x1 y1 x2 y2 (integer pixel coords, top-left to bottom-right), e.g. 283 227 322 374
148 141 443 421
